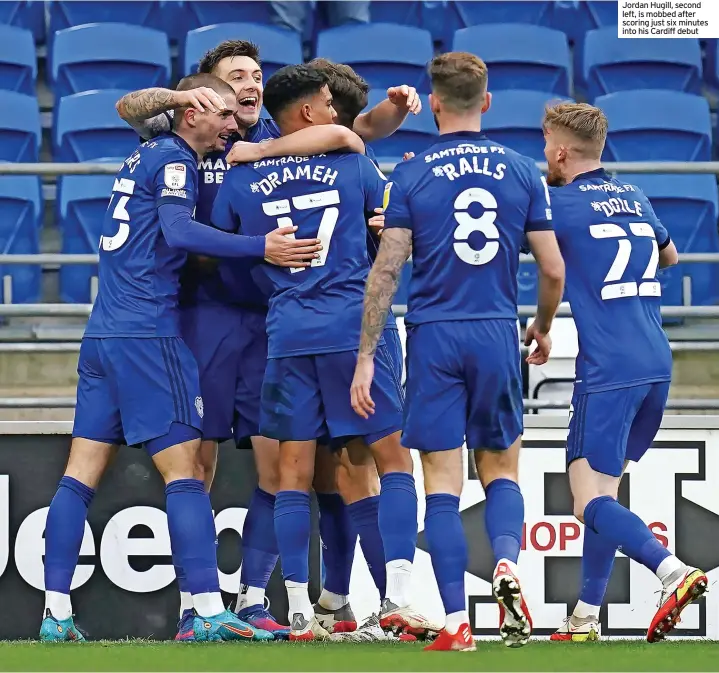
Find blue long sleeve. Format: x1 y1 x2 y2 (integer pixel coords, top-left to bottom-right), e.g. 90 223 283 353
158 203 265 259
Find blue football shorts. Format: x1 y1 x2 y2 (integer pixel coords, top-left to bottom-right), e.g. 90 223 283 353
402 319 523 452
566 381 670 477
73 336 203 453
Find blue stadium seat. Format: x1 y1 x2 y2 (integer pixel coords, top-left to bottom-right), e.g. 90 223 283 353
58 175 115 304
363 90 436 163
0 1 45 42
445 1 553 47
0 175 42 304
622 174 719 306
54 90 138 162
0 24 36 95
517 263 539 311
585 28 702 100
596 90 712 161
48 1 165 44
51 23 171 99
370 1 423 28
0 91 40 161
317 24 433 93
452 24 570 96
184 23 302 79
482 90 572 161
184 1 277 28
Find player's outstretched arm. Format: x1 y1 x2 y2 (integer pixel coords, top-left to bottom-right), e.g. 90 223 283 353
226 125 365 165
353 85 421 142
351 227 411 419
116 87 226 140
525 230 565 366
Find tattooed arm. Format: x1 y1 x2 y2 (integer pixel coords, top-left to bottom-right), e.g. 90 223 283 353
116 86 227 140
351 227 412 418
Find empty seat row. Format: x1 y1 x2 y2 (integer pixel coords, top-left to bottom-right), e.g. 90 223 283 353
1 18 716 100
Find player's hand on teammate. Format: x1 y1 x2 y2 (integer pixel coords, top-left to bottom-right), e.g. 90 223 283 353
351 355 376 419
387 85 421 115
264 226 322 268
175 87 227 114
369 208 385 237
524 323 552 366
227 141 262 165
403 152 415 161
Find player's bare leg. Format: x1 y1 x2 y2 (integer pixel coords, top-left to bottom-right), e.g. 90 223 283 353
475 437 532 648
569 458 707 643
276 439 329 641
40 438 118 642
421 447 476 652
312 446 359 634
362 434 442 639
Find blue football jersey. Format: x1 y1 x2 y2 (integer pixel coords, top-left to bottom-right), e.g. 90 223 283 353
179 117 281 311
551 168 672 392
383 131 553 325
85 134 199 338
212 152 387 358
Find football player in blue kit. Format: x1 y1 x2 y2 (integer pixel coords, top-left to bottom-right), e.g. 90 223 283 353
116 40 421 640
540 103 707 644
228 58 415 642
40 73 279 643
213 64 439 641
351 52 567 651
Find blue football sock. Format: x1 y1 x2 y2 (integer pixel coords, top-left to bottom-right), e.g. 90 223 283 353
171 549 189 594
424 493 467 615
274 490 311 583
378 472 418 563
317 492 355 596
348 495 386 598
584 496 671 573
240 488 279 594
579 525 616 608
484 478 524 564
165 479 220 595
44 476 95 594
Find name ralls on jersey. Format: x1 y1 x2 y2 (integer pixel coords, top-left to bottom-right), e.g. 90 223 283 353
425 144 507 182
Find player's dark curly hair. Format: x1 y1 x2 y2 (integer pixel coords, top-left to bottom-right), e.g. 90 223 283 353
307 58 369 129
263 64 330 121
198 40 261 74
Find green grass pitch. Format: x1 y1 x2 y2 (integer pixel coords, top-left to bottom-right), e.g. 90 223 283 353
0 640 716 672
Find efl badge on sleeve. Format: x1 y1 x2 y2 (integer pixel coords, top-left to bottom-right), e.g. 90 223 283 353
164 163 187 189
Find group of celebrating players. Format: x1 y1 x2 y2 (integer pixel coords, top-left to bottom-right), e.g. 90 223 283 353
36 34 709 651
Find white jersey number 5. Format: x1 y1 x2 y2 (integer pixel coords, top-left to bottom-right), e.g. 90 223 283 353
590 222 660 300
263 190 340 274
100 178 135 251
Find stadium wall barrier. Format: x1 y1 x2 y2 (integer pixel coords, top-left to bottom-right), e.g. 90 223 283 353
0 416 717 640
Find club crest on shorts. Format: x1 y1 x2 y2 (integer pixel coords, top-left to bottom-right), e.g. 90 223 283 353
195 396 204 419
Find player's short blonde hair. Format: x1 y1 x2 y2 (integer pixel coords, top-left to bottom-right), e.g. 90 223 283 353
428 52 488 113
542 102 608 158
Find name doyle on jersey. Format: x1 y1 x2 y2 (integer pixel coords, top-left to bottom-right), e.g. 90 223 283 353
250 157 339 196
591 197 644 218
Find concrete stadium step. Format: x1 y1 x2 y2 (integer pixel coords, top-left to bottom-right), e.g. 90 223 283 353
0 350 78 388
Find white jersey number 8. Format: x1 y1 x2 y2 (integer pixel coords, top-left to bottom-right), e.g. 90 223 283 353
263 190 340 273
452 187 500 265
590 222 660 300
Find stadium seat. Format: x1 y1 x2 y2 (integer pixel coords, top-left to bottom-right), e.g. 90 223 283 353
517 263 539 313
184 1 277 28
0 24 36 95
47 1 165 44
445 1 553 47
585 28 702 100
482 90 572 161
316 24 433 93
51 23 171 99
363 90 436 163
0 91 40 161
596 90 712 162
184 23 302 79
54 90 138 163
622 173 719 306
370 1 423 28
452 24 570 96
0 175 42 304
58 175 115 304
0 1 45 42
